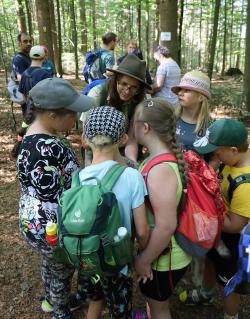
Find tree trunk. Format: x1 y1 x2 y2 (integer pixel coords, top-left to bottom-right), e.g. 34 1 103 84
49 0 59 68
198 2 202 68
146 0 150 66
221 0 227 75
24 0 32 35
159 0 178 61
70 0 79 79
207 0 221 80
244 0 250 112
236 0 245 69
178 0 184 66
56 0 63 77
79 0 87 53
155 0 160 47
229 0 234 67
137 0 141 49
92 0 97 50
0 31 8 83
16 0 27 33
35 0 53 60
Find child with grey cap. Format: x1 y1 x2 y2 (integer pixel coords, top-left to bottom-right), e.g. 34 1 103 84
77 106 150 319
16 78 93 319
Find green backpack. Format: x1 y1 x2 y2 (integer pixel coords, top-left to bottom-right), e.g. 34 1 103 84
55 164 133 278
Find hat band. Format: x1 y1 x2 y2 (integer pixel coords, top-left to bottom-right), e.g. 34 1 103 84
180 76 210 91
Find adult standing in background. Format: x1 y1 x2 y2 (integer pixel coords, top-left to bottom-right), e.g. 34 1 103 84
117 41 153 86
151 45 181 107
8 32 32 116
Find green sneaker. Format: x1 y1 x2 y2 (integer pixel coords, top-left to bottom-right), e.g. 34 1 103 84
179 288 214 306
41 298 54 313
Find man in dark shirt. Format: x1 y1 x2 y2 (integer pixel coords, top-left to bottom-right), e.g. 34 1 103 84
12 33 32 81
8 33 32 116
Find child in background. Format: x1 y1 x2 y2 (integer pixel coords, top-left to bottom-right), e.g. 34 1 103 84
134 98 192 319
41 45 56 77
78 106 150 319
172 70 212 152
17 78 93 319
190 119 250 319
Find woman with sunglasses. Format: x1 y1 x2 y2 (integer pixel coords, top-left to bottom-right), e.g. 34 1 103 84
80 54 151 164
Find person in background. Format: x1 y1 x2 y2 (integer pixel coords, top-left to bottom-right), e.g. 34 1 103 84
17 78 93 319
8 32 32 116
151 45 180 107
172 70 212 152
98 32 118 78
117 41 153 86
41 45 56 77
134 98 191 319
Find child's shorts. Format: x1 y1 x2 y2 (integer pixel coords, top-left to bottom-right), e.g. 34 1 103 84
80 272 133 318
207 232 240 287
139 266 189 301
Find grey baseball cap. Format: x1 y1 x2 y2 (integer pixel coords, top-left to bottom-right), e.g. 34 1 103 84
29 78 94 112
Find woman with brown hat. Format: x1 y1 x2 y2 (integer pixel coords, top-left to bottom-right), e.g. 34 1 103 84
80 53 151 164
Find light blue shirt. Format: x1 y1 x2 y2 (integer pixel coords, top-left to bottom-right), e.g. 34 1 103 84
78 160 147 235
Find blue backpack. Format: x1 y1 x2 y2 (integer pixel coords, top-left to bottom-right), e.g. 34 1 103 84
224 222 250 296
83 49 106 83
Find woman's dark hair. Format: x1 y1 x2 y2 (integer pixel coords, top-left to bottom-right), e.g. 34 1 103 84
107 73 146 120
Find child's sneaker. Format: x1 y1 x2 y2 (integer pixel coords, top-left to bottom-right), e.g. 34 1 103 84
179 287 214 306
41 298 53 312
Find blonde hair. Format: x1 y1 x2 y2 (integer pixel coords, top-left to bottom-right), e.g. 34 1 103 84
87 135 116 151
136 98 189 189
177 94 210 133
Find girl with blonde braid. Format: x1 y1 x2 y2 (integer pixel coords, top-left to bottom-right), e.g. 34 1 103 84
134 98 192 319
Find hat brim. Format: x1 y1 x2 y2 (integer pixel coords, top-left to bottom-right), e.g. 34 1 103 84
67 94 95 112
193 143 219 155
106 68 152 90
171 84 211 99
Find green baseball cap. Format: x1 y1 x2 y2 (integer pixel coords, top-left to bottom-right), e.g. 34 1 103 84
29 78 94 112
193 119 248 154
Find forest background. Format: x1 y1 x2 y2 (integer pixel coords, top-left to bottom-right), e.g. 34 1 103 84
0 0 250 112
1 1 250 318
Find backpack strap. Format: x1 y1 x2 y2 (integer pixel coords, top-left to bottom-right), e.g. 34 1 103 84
71 168 81 188
141 153 177 185
227 173 250 203
101 164 126 192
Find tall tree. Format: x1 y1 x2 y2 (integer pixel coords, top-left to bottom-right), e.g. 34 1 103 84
56 0 63 76
221 0 227 75
92 0 97 50
35 0 53 60
49 0 58 66
79 0 87 53
24 0 32 35
70 0 79 79
159 0 178 61
207 0 221 79
178 0 184 66
137 0 141 48
16 0 27 33
244 0 250 112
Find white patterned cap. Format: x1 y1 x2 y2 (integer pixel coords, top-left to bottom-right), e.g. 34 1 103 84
84 106 127 144
172 70 211 99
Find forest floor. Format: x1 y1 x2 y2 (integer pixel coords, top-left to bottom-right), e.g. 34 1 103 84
1 72 250 319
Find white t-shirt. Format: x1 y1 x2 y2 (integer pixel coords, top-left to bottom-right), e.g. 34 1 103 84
78 160 147 235
154 60 181 106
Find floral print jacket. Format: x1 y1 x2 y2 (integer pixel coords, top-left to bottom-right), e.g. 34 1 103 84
17 134 79 247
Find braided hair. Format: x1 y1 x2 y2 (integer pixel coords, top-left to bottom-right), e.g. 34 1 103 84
137 98 189 189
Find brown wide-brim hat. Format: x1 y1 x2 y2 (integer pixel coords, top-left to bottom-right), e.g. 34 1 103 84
106 54 151 90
